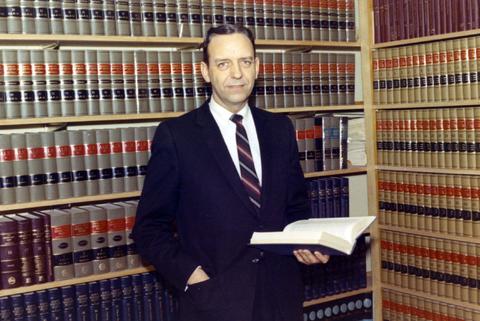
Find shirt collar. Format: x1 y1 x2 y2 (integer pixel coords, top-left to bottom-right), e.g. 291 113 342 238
209 96 251 123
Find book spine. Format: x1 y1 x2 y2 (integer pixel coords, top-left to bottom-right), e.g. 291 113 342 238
100 279 113 321
141 1 155 36
75 283 90 321
115 0 130 35
188 0 202 37
87 206 110 274
302 53 312 107
132 274 145 321
327 0 338 41
135 51 149 113
339 116 348 169
308 180 319 218
109 128 125 193
61 285 76 321
47 288 63 320
96 129 113 194
263 0 275 40
0 218 21 289
264 53 275 108
18 49 34 118
313 115 324 171
88 281 102 321
59 50 75 117
177 0 190 37
309 0 319 41
170 51 184 112
106 205 127 271
10 294 25 320
153 0 167 37
71 50 88 116
146 51 161 112
254 54 266 109
48 209 74 281
36 290 49 321
121 276 134 320
23 292 38 321
158 52 174 112
253 0 265 39
122 51 136 114
97 50 113 115
11 215 35 286
21 214 47 284
103 0 116 35
63 0 78 35
192 51 206 108
332 178 341 217
120 127 138 192
78 0 92 35
3 49 21 119
272 0 284 40
6 0 21 34
24 133 45 202
201 0 213 36
164 0 178 37
180 51 195 112
273 53 285 108
337 54 347 105
68 130 87 197
33 0 50 34
337 0 346 42
329 53 340 106
109 50 125 114
90 0 104 35
293 118 306 171
85 50 100 115
110 277 122 320
141 272 155 321
10 134 29 203
71 208 93 277
340 177 349 217
304 117 316 173
82 130 100 196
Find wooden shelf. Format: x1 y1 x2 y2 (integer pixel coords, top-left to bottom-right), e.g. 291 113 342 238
0 105 364 127
268 104 364 113
0 33 361 50
0 191 140 214
0 266 154 297
304 167 368 178
373 29 480 49
375 99 480 110
381 283 480 312
303 273 372 307
379 224 480 245
376 165 480 176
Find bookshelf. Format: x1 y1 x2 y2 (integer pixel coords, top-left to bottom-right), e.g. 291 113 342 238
0 2 373 318
369 1 480 320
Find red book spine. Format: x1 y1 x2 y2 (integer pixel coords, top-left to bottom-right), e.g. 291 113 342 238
396 0 405 40
374 0 381 43
417 0 425 37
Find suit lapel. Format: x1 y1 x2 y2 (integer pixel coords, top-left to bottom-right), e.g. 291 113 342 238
196 103 259 216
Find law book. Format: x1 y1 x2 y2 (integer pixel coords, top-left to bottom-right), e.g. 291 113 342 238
165 0 178 37
253 0 265 39
81 130 99 196
128 1 142 36
311 53 321 106
48 288 63 320
77 0 92 35
122 50 136 114
23 291 39 321
103 0 116 35
69 207 93 278
134 51 149 113
110 277 123 321
132 274 145 321
141 272 156 321
6 0 22 34
134 127 149 189
96 203 127 271
292 52 303 107
5 214 34 287
121 276 134 320
159 51 174 112
97 50 113 115
109 128 126 193
96 129 113 194
146 51 161 113
120 127 138 192
302 53 312 107
33 0 50 34
201 0 213 36
11 133 29 203
339 116 348 169
319 53 330 105
68 130 87 197
31 211 53 282
48 0 64 34
90 0 104 35
25 132 46 202
250 216 375 255
345 54 355 105
291 0 302 40
108 50 125 115
71 50 88 116
3 49 21 119
177 0 190 37
63 0 78 34
254 55 266 109
233 0 244 26
58 50 75 117
140 1 155 36
115 201 141 268
263 53 275 108
44 209 74 281
337 54 347 105
181 51 195 112
35 289 50 321
18 213 47 284
170 51 184 112
192 51 206 108
99 279 113 321
304 117 316 172
85 50 100 115
327 0 338 41
273 53 285 108
153 0 167 36
88 281 102 321
0 216 21 289
18 49 34 118
188 0 202 37
115 0 130 35
10 294 25 320
61 285 76 321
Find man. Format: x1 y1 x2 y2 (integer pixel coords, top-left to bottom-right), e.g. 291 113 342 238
132 24 329 321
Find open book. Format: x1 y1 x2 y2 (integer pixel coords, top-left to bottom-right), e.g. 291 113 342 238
249 216 376 255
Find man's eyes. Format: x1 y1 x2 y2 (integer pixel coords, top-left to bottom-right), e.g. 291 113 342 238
216 60 253 69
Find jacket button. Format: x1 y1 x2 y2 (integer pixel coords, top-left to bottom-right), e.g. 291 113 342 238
251 258 260 263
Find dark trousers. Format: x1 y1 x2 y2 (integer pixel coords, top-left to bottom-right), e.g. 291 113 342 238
251 263 284 321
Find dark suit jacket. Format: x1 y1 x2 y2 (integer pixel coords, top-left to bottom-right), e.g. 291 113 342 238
132 101 310 321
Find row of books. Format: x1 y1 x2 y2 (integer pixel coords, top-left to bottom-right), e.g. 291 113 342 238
0 126 155 205
0 271 177 321
373 0 479 44
256 52 356 109
380 230 480 304
382 289 480 321
302 236 367 301
303 293 373 321
307 177 349 219
378 171 480 238
291 114 348 173
0 201 144 290
376 108 480 169
0 0 356 42
0 49 207 118
373 37 480 105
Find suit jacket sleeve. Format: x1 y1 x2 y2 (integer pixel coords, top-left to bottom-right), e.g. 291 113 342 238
285 118 310 224
132 122 199 290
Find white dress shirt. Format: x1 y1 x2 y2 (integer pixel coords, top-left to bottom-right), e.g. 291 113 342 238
209 97 262 185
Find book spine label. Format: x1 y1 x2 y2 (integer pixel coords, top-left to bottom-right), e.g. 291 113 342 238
71 209 93 277
106 206 127 271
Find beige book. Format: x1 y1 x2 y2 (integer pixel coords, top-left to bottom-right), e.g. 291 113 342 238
392 110 401 167
425 43 435 102
432 42 442 102
399 47 408 104
438 175 449 234
447 40 457 101
467 244 478 303
458 108 468 169
443 239 454 299
472 177 480 238
380 230 389 283
428 238 439 296
405 110 414 167
396 172 406 228
421 236 432 295
446 175 457 235
435 108 446 168
439 41 450 101
409 174 418 229
390 172 399 227
406 46 414 104
454 39 464 101
466 108 476 169
378 49 387 105
423 174 433 232
386 232 395 285
450 108 461 169
455 175 467 237
435 239 446 297
385 111 394 166
412 45 422 102
376 111 385 165
382 172 392 226
443 108 453 168
391 48 401 104
399 233 409 286
413 236 424 292
468 37 478 100
422 109 432 168
428 109 438 168
475 36 480 100
372 50 380 104
416 174 426 231
461 38 471 100
378 171 386 225
402 173 412 229
406 235 416 290
459 242 470 302
381 289 391 320
410 110 420 167
476 108 480 169
385 50 394 104
451 241 462 300
399 111 407 166
392 232 402 287
430 175 441 233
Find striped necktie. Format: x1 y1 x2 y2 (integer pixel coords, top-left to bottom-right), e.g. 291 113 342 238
230 114 261 211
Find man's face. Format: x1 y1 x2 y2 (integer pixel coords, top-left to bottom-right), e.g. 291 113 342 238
201 33 260 112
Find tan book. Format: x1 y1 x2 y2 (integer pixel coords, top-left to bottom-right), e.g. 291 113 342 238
404 110 413 167
435 238 446 297
386 232 395 285
432 42 442 102
439 41 450 101
453 175 464 237
372 50 379 104
397 172 406 228
410 109 419 167
399 110 407 166
458 108 468 169
446 175 456 236
378 49 387 105
412 45 421 102
428 237 439 296
416 174 426 231
466 107 476 169
399 233 409 286
392 110 401 166
468 37 478 99
472 177 480 238
430 175 441 233
450 108 461 169
424 174 433 232
447 40 457 101
399 47 408 104
378 171 386 225
438 175 449 234
418 44 429 102
442 108 453 168
403 173 413 229
467 243 478 303
413 236 423 292
392 232 402 287
376 111 385 165
454 39 464 101
451 241 462 300
389 172 398 227
422 109 432 168
428 109 438 168
391 48 401 104
406 234 416 290
461 38 471 100
425 43 435 102
459 242 470 302
475 36 480 100
385 49 393 104
420 236 431 294
435 108 446 168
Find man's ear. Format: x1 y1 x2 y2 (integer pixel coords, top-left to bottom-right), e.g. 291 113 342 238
201 61 211 83
254 56 260 80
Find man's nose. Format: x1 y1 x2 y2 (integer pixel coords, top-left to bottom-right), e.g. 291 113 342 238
230 62 243 78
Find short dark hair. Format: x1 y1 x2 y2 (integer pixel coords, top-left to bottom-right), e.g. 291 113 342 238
201 24 256 65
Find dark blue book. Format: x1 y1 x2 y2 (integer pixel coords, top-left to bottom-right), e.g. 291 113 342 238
332 178 341 217
61 286 75 321
325 178 334 217
10 294 25 321
120 276 134 321
141 272 155 321
88 282 101 321
47 288 62 321
23 292 38 321
110 278 123 321
75 283 90 321
308 180 319 218
0 296 13 321
340 177 349 217
99 280 113 321
131 274 144 321
317 179 326 218
152 275 165 321
36 290 50 321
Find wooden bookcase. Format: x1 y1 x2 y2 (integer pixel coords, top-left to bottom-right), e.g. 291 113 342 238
0 14 374 315
368 1 480 319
